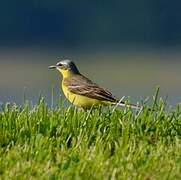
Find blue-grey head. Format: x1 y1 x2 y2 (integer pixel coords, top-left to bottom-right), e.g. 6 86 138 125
49 59 80 76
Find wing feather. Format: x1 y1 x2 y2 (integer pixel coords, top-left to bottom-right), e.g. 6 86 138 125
63 75 117 102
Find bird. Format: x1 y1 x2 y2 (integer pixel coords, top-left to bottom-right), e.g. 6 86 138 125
49 59 140 110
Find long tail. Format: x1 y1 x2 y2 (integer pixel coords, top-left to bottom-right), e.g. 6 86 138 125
117 101 141 110
112 96 142 110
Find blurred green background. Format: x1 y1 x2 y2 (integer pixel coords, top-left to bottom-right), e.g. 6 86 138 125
0 1 181 105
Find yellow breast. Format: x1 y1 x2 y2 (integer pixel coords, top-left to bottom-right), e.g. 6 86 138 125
61 82 105 109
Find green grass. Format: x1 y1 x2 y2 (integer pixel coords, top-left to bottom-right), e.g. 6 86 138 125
0 95 181 179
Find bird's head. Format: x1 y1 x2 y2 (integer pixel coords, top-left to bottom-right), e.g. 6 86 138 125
49 59 80 77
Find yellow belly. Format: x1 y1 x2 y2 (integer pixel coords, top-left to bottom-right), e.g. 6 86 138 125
62 84 106 109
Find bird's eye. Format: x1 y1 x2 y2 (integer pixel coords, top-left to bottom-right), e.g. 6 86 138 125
57 63 63 66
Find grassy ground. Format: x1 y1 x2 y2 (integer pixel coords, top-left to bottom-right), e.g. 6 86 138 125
0 94 181 179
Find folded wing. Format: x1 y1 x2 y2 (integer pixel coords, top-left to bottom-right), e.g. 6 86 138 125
63 75 117 102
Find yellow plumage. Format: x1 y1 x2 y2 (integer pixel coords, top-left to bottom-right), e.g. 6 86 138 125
60 68 107 109
49 59 140 110
62 81 105 108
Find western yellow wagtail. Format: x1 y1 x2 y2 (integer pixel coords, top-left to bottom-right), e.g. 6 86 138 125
49 60 140 110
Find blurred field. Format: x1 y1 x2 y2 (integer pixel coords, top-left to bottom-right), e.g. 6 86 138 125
0 47 181 105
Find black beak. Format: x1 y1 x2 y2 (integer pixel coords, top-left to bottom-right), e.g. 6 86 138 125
49 65 57 69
